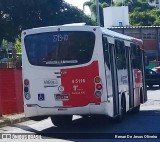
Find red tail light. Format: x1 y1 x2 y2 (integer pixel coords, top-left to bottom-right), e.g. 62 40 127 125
95 77 101 83
24 79 29 86
96 84 102 90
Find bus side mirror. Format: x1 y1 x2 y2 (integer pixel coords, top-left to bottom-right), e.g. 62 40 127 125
145 56 149 66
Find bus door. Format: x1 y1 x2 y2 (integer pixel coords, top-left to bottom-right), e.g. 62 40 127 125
128 43 140 109
102 36 112 101
141 50 147 102
108 42 119 116
133 47 147 104
114 40 127 115
126 46 134 109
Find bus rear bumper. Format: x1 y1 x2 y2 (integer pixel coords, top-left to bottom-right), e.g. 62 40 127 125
24 102 109 117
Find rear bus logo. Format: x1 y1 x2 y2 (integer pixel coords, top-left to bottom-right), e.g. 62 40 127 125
44 79 58 88
58 86 64 92
73 85 78 91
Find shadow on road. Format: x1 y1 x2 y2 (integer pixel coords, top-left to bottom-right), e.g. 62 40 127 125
13 110 160 140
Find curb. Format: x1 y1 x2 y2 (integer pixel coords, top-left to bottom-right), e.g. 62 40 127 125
0 114 29 128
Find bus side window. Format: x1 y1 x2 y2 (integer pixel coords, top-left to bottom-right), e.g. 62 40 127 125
102 36 110 69
115 40 125 70
136 45 142 70
124 46 127 70
131 44 141 69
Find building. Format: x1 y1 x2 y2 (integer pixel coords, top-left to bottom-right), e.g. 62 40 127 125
149 0 160 9
103 6 129 27
108 26 160 61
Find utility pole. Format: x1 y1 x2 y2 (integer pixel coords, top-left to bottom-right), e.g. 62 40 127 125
96 0 100 26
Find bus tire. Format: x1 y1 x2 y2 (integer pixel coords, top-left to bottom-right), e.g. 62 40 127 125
114 95 126 123
50 115 72 127
132 88 141 113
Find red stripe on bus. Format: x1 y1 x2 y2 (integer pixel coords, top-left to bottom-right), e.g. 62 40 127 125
61 61 101 107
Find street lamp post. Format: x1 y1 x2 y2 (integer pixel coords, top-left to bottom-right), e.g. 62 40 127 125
96 0 100 26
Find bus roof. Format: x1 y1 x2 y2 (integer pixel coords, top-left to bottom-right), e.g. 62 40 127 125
101 27 143 44
22 24 142 45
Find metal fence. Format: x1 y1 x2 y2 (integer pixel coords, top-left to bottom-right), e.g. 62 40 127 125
0 58 22 69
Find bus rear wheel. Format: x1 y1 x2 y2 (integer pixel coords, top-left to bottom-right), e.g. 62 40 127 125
50 115 73 127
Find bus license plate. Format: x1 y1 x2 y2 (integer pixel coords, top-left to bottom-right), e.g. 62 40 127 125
55 94 70 101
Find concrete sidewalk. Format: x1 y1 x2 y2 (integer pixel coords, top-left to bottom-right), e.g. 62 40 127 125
0 113 29 128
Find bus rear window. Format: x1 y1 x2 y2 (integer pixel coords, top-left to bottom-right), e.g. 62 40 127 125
24 31 95 67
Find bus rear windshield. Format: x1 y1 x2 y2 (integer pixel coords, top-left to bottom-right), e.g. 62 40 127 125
24 31 95 67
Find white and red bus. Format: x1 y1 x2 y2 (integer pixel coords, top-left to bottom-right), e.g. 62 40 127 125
22 24 147 126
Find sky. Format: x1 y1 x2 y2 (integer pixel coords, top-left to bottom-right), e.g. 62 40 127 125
64 0 91 15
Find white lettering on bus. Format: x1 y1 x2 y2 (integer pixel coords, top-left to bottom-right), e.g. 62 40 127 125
73 85 78 91
72 79 86 84
53 34 68 42
46 60 78 65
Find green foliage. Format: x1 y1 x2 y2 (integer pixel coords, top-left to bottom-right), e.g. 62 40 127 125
101 2 109 8
154 18 160 26
83 0 96 21
1 40 13 49
130 8 160 26
90 3 97 15
58 3 94 25
113 0 160 26
83 0 110 26
113 0 159 26
114 2 123 6
83 1 93 8
130 11 155 26
14 39 21 53
0 0 93 45
149 9 160 18
99 0 112 5
114 0 154 12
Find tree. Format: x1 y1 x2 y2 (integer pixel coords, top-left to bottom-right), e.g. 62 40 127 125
129 7 160 26
0 0 93 46
83 0 109 26
154 18 160 26
113 0 160 26
130 11 155 26
114 0 154 12
15 39 21 54
57 3 94 25
148 9 160 26
101 2 109 8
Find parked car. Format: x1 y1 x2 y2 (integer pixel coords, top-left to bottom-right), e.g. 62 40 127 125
152 66 160 75
145 68 160 87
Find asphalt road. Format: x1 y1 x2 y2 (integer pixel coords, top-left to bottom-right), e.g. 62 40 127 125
0 86 160 142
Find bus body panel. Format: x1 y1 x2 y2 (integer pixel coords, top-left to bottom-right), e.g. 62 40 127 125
59 61 101 107
24 102 112 117
22 26 108 116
